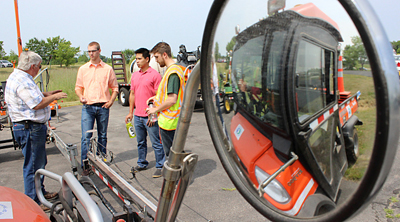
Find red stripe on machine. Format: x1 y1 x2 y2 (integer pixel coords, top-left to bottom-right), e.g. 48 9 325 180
93 167 125 202
309 105 338 131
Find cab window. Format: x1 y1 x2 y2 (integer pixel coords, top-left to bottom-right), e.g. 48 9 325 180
295 40 335 123
232 30 285 129
308 117 335 181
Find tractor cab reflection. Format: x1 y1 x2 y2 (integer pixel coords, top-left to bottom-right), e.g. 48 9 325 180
218 3 361 217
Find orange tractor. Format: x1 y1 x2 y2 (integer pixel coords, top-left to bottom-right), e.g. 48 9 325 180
224 3 362 216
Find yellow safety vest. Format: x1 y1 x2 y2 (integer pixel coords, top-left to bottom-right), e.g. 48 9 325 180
154 64 185 130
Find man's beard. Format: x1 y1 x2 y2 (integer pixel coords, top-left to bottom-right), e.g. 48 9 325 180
159 60 166 67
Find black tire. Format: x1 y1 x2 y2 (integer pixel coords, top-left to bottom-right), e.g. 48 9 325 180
51 109 56 117
119 88 130 106
346 129 359 164
194 100 204 109
223 95 231 113
297 193 336 217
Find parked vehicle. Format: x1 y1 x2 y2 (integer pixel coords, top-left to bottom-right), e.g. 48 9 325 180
0 60 13 68
113 52 167 106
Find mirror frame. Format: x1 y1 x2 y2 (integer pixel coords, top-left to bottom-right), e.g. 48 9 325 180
200 0 400 221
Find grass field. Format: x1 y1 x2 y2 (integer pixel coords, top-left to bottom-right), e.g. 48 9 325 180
0 64 82 104
342 73 376 180
0 64 375 180
0 62 131 107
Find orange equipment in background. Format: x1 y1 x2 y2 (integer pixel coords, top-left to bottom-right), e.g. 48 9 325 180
14 0 23 56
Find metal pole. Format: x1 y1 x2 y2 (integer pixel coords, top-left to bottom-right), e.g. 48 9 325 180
14 0 23 56
155 63 201 221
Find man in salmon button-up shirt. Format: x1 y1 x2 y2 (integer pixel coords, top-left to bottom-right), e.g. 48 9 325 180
75 41 118 176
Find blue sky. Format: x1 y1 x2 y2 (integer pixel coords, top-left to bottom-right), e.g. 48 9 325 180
1 0 399 58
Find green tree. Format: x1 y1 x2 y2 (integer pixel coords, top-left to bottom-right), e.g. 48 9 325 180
54 42 80 67
391 40 400 54
214 42 220 61
25 38 49 63
343 45 358 70
122 49 135 64
7 50 18 64
343 36 367 70
100 55 110 63
77 52 89 63
0 41 5 58
46 36 69 64
25 36 72 65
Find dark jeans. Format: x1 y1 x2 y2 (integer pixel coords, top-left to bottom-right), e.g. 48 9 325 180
134 115 165 169
81 104 109 166
13 122 47 204
160 128 175 157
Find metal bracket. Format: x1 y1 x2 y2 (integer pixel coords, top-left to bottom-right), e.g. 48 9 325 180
258 152 298 197
167 153 199 222
47 127 79 177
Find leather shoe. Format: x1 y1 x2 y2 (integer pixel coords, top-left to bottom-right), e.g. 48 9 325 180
131 165 147 173
153 168 162 178
40 204 50 212
81 169 90 176
44 191 58 200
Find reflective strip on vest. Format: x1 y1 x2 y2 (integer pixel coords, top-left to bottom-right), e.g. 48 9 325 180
155 64 185 130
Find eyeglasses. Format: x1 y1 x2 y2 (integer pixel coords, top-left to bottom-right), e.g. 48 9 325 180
88 49 99 53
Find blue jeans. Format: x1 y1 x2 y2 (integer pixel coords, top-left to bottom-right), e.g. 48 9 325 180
134 115 165 169
81 104 109 166
160 128 175 157
13 122 47 204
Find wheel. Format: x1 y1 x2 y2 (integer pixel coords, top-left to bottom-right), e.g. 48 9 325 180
346 129 359 164
297 193 336 217
223 95 231 113
119 88 130 106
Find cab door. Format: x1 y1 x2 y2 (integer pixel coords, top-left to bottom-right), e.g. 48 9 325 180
286 26 347 201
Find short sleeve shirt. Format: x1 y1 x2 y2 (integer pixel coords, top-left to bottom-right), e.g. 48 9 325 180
167 74 180 95
130 67 161 117
5 69 50 123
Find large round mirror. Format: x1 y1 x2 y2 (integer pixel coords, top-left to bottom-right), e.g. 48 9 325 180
200 0 399 221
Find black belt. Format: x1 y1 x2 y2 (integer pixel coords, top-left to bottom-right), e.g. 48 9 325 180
14 120 44 129
14 120 44 125
89 103 106 107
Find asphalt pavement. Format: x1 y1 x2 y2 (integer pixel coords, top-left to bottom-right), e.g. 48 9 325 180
0 103 266 222
0 101 399 222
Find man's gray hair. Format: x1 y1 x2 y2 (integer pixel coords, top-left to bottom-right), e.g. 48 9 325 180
17 51 42 71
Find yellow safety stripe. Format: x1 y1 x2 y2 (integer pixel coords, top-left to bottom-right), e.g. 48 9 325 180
154 64 185 130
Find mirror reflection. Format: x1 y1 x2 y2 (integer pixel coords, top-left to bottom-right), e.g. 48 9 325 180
208 0 375 217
